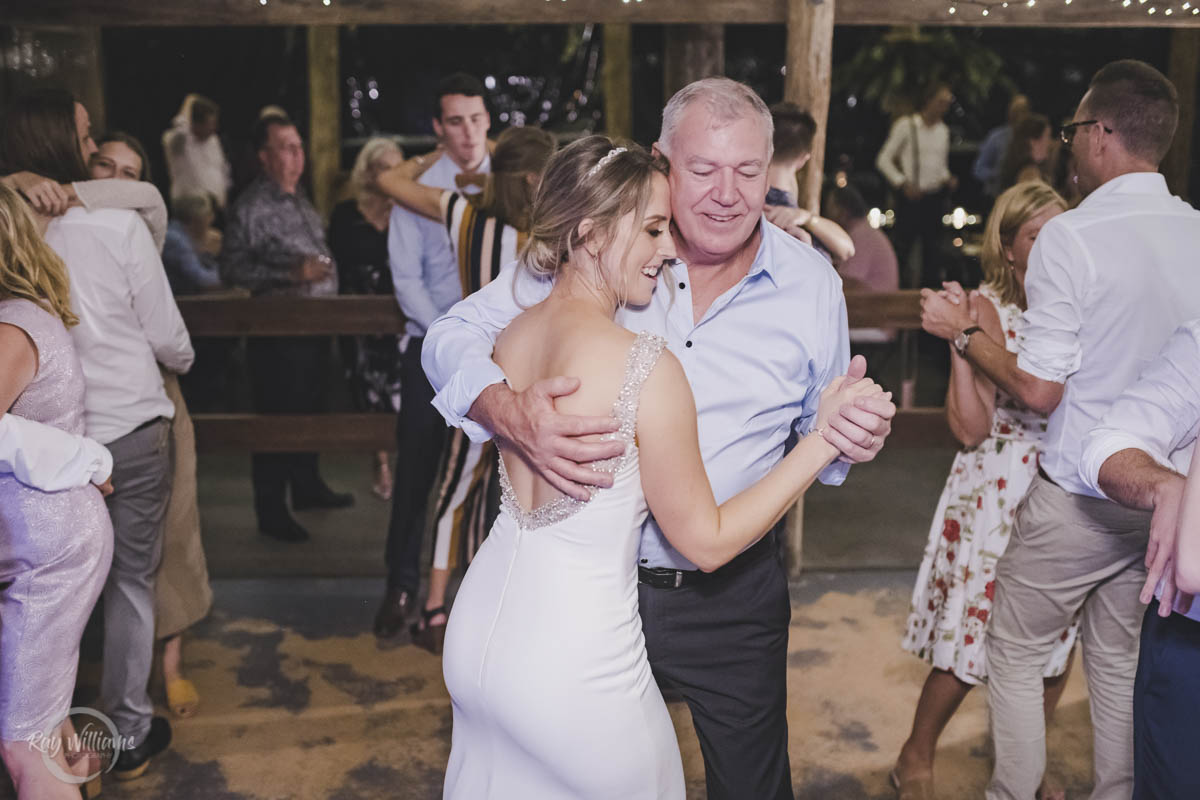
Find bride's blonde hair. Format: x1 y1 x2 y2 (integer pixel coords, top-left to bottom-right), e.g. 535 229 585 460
981 181 1066 308
521 135 668 300
0 183 79 327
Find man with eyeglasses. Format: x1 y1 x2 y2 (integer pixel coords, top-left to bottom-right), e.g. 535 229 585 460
916 60 1200 800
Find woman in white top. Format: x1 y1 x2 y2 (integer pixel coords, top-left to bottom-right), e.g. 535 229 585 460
440 135 881 798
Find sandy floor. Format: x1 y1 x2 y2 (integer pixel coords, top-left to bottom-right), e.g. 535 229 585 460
1 571 1095 800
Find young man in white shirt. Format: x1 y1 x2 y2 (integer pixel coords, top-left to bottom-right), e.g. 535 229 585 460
918 60 1200 800
1078 319 1200 800
876 83 958 288
375 73 492 638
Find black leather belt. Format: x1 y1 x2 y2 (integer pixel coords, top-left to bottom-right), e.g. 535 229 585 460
638 533 775 590
1037 465 1058 487
133 416 166 433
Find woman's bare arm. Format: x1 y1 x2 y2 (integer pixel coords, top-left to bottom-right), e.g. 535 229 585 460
375 159 448 222
945 292 1002 447
637 350 880 571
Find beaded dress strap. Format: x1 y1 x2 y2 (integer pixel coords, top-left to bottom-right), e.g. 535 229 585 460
611 331 667 441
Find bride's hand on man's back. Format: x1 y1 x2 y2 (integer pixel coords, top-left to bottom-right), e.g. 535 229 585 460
482 377 626 501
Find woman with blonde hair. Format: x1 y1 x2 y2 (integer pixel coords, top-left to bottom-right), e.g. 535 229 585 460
893 181 1077 800
0 182 114 799
328 137 405 500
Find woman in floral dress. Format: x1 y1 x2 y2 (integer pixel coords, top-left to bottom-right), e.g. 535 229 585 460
892 182 1077 800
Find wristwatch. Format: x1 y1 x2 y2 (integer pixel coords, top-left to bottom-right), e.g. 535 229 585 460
953 326 983 358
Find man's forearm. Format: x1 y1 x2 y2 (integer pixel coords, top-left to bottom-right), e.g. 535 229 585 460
1098 448 1184 512
965 333 1061 415
467 383 512 439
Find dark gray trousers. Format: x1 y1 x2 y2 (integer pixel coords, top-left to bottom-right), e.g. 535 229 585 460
638 539 794 800
100 418 174 745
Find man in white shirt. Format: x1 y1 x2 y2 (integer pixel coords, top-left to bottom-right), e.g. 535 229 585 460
918 60 1200 800
1079 319 1200 799
162 94 232 211
375 73 492 638
420 78 895 799
876 83 957 288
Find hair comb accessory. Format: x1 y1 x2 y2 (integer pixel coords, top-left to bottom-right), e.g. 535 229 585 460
586 147 627 178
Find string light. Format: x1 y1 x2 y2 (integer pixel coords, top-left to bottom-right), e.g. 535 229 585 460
942 0 1196 17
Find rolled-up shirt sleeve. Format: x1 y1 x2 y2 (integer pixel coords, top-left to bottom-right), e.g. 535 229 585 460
423 262 551 442
1080 320 1200 497
1017 220 1087 384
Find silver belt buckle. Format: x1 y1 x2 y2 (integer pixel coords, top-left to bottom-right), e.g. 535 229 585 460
673 570 683 588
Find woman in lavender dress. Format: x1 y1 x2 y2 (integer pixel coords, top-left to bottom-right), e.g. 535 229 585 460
0 183 114 799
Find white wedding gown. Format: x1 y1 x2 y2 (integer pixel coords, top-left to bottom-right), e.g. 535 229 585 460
442 331 685 799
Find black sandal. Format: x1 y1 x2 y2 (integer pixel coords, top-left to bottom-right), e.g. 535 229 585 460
410 606 448 655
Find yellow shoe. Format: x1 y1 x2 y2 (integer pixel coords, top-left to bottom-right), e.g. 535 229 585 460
166 677 200 718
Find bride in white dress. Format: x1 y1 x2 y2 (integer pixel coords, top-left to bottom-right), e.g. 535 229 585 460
441 136 882 799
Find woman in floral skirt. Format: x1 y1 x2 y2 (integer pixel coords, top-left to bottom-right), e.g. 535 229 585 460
892 182 1077 800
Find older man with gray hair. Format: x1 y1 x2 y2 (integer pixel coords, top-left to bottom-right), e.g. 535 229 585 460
421 77 895 798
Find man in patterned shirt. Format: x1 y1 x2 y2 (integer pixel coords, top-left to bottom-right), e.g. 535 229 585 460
222 114 352 542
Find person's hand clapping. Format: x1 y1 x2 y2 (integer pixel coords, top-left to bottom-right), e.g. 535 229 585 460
921 282 977 341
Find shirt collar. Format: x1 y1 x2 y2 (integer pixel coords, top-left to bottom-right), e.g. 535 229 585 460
1079 171 1168 208
749 217 782 286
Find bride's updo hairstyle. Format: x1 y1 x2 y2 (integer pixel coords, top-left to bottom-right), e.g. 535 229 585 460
521 135 668 288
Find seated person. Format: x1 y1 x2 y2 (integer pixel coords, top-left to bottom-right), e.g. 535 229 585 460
163 194 223 294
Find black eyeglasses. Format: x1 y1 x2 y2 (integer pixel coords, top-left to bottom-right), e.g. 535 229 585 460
1059 120 1113 145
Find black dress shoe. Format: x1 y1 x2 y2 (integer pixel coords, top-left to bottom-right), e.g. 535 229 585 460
112 716 171 781
374 587 411 639
258 514 310 542
292 484 355 511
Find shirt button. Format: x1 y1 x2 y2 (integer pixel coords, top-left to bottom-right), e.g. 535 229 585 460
640 558 648 564
685 340 693 348
678 282 686 290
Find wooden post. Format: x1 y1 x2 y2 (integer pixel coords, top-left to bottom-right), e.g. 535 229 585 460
784 0 836 212
663 24 724 100
1165 28 1200 200
307 25 340 219
603 23 633 140
781 0 835 578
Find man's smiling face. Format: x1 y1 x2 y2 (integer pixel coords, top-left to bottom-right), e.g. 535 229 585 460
663 102 770 264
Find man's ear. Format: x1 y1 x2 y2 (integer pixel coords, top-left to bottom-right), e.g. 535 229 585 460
651 141 664 159
432 118 445 141
797 152 811 171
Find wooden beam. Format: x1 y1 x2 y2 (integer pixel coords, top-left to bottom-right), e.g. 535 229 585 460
1165 28 1200 199
663 24 724 100
177 295 406 336
785 0 836 212
307 25 340 219
177 291 922 337
194 413 396 452
602 23 633 141
6 0 1200 27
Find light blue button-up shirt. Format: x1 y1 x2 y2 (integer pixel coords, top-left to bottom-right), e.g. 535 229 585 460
422 219 851 569
387 152 490 338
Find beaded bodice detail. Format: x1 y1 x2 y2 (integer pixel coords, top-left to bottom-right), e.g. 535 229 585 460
497 331 667 531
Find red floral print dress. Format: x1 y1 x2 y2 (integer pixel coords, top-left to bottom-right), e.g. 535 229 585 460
900 284 1079 684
